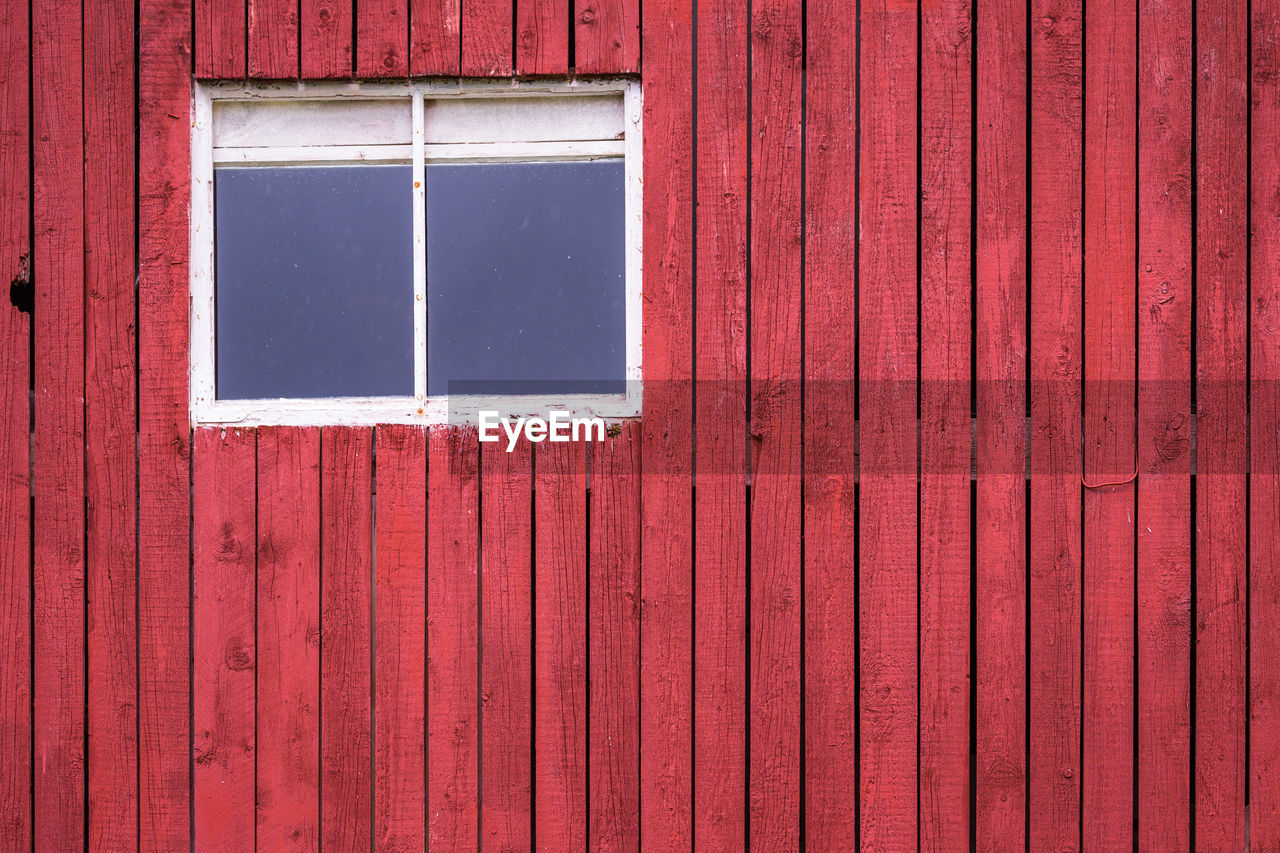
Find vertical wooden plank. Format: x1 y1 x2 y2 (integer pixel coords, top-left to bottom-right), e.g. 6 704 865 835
534 441 588 851
138 0 193 846
803 0 858 845
249 0 300 78
750 0 803 848
639 0 694 845
195 0 248 77
589 424 641 852
85 0 138 845
301 0 352 77
1194 0 1249 845
858 0 918 846
575 0 640 73
1136 0 1193 847
1252 0 1280 841
461 0 514 75
32 0 85 845
0 0 30 840
192 428 257 852
694 0 748 842
516 0 569 74
1082 0 1137 846
410 0 460 74
974 0 1027 844
321 426 373 851
374 425 427 852
479 438 533 852
256 426 321 852
427 426 480 849
1028 0 1083 847
919 0 972 847
357 0 408 76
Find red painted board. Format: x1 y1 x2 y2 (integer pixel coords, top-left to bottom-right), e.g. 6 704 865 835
196 0 247 77
974 0 1027 845
1136 0 1193 847
249 0 300 78
534 441 588 851
479 437 533 851
0 0 29 839
750 0 804 848
427 426 480 849
1082 0 1136 846
301 0 353 77
256 426 321 851
638 0 695 847
803 0 857 845
410 0 461 74
320 426 374 850
589 424 641 852
919 0 971 846
462 0 513 75
694 0 748 842
858 0 918 848
374 425 427 852
575 0 639 73
85 0 139 844
516 0 569 74
1194 0 1249 846
32 0 85 844
357 0 408 76
138 0 194 845
193 428 257 852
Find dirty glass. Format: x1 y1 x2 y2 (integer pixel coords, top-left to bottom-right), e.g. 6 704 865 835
214 164 414 399
426 159 626 397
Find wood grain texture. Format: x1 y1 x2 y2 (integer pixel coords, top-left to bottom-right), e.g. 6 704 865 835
639 0 695 847
694 0 748 842
589 425 641 852
479 437 533 852
0 0 30 838
1194 0 1249 846
974 0 1027 845
32 0 85 844
249 0 300 77
1136 0 1193 847
516 0 569 74
193 428 257 852
803 0 858 845
461 0 513 75
320 426 373 851
534 441 588 851
196 0 247 77
410 0 460 74
1082 0 1136 846
84 0 138 845
301 0 352 77
427 426 480 849
919 0 972 847
374 425 427 853
256 427 321 852
357 0 408 76
575 0 640 73
138 0 193 845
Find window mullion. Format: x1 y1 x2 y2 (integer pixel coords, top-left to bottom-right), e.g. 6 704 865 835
413 88 427 405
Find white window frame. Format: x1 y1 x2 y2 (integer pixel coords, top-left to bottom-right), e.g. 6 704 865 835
190 78 643 426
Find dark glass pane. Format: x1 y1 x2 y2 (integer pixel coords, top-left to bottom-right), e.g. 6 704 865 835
215 165 414 399
427 160 626 396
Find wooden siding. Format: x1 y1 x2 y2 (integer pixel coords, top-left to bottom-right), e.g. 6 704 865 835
3 0 1280 849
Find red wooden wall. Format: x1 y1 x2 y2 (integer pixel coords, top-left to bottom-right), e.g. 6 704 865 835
2 0 1280 849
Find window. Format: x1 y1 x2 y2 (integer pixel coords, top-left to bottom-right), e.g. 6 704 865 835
190 81 642 426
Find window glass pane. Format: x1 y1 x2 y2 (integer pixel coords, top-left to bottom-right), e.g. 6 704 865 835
215 164 414 399
426 159 626 396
